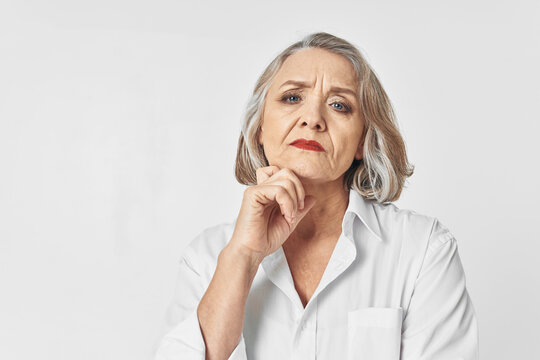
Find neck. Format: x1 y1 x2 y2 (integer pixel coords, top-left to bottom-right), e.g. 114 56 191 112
289 177 350 245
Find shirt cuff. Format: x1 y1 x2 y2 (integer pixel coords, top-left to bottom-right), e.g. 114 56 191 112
154 308 248 360
154 308 205 359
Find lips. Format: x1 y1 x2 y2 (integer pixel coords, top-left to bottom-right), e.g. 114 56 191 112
289 138 326 152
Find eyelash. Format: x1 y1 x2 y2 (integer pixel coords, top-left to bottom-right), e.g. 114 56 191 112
280 91 353 113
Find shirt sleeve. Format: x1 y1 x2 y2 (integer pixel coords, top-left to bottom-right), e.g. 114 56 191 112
400 218 479 360
153 246 248 360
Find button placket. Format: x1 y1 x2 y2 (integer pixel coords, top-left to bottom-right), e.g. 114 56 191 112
296 317 306 333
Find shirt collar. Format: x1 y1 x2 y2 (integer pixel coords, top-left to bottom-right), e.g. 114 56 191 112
346 188 383 242
259 188 383 311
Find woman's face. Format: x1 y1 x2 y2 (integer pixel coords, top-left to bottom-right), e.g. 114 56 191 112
259 47 365 184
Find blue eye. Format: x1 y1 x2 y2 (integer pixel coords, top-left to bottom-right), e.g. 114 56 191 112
280 91 352 113
283 94 300 103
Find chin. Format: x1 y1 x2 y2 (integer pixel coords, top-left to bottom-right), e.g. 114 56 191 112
270 158 325 179
289 163 323 180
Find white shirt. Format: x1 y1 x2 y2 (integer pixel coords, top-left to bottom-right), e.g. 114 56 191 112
153 188 479 360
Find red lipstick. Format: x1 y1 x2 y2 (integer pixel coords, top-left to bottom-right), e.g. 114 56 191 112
289 138 326 152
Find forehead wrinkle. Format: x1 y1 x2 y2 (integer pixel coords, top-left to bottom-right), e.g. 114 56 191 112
277 47 356 84
278 79 358 99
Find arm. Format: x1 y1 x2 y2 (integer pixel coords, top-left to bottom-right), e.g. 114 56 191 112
153 242 260 360
400 219 479 360
198 243 260 360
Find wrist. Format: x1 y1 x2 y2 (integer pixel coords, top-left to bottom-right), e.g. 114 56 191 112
221 242 263 272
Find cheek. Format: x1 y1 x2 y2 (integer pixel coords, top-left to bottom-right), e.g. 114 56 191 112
263 122 288 141
335 140 357 160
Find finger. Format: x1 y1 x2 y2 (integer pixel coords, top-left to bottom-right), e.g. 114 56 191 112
266 168 305 214
265 178 299 217
285 195 317 230
256 165 281 185
248 183 295 221
262 184 296 222
280 168 306 210
295 195 317 220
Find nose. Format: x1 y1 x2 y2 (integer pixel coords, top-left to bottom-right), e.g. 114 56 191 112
299 96 326 130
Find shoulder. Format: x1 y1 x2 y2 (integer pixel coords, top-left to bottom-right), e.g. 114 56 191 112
179 220 237 280
370 201 460 290
185 220 236 259
371 200 455 250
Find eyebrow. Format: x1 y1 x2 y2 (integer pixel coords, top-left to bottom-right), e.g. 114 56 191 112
279 80 358 97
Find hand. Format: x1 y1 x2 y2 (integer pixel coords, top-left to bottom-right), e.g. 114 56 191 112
228 165 317 264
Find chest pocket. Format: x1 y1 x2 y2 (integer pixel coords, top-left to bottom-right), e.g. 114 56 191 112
347 307 403 360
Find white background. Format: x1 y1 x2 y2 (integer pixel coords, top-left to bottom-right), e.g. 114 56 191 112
1 0 539 359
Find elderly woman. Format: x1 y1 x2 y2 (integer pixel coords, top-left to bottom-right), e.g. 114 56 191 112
154 32 479 360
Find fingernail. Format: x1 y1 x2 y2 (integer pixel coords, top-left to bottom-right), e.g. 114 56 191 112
300 200 304 210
